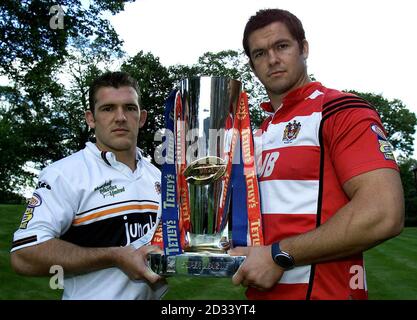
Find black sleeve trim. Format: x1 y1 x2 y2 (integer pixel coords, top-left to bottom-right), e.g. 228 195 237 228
11 235 38 249
322 97 375 117
322 95 367 109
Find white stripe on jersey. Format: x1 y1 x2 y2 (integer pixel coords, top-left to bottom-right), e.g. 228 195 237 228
260 112 322 149
280 265 311 284
260 179 319 214
73 200 159 226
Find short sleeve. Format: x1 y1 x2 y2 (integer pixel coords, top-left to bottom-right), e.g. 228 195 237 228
323 107 399 185
11 167 78 252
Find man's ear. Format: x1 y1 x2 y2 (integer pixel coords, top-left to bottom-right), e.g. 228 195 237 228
139 109 147 128
302 39 309 60
85 110 96 129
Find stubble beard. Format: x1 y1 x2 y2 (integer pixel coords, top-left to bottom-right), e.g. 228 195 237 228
96 131 137 154
266 69 308 99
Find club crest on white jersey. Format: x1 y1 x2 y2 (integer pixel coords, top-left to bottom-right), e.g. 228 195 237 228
283 120 302 143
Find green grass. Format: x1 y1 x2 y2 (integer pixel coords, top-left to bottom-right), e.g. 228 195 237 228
0 204 61 299
364 228 417 299
1 204 416 299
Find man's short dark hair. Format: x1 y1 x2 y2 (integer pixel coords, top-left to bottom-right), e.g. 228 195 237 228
243 9 306 63
88 71 141 113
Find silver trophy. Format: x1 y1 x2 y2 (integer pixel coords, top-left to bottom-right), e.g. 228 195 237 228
149 77 246 277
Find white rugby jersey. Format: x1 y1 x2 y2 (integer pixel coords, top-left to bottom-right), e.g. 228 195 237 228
11 142 167 300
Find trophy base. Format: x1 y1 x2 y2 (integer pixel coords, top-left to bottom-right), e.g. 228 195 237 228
148 252 245 277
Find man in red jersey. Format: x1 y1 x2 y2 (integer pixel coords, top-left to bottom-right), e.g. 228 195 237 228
230 9 404 300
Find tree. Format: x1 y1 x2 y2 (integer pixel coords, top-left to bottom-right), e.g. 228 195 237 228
397 157 417 226
198 50 269 128
0 0 132 82
0 88 34 198
0 1 133 197
0 83 65 196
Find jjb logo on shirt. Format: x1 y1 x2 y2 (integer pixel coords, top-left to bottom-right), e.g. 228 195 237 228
258 151 280 179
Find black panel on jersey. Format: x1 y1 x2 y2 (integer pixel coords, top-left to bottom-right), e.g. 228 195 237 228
60 211 157 247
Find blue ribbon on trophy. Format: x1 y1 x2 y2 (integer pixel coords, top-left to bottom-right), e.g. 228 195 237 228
160 89 182 256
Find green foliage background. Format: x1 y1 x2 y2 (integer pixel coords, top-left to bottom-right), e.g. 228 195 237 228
0 1 416 205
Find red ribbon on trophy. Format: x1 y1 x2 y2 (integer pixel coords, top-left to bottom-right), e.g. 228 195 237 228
217 91 263 247
175 92 191 249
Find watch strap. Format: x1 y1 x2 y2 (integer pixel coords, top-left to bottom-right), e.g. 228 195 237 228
271 242 295 270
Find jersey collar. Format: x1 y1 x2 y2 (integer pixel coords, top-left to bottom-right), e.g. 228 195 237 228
260 82 323 113
85 142 143 177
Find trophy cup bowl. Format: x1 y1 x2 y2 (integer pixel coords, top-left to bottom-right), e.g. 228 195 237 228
148 76 246 277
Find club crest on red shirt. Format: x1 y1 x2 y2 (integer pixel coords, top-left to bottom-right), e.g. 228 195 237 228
283 120 302 143
371 124 396 161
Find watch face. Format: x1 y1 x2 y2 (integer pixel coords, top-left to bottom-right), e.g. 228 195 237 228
271 242 295 270
275 253 294 270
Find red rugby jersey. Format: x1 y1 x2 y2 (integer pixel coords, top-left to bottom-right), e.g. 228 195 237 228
247 82 398 300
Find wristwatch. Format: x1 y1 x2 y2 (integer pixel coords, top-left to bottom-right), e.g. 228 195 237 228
271 242 295 270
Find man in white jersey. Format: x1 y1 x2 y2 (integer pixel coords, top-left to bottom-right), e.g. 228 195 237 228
10 71 167 299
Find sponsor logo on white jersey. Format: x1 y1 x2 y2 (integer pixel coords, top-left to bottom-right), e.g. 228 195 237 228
94 180 126 198
124 215 156 246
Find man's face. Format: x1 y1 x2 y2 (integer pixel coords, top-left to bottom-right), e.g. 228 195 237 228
85 86 147 154
248 21 309 100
